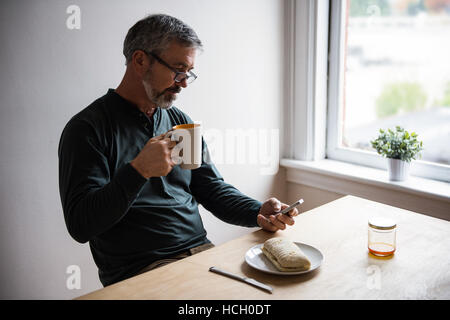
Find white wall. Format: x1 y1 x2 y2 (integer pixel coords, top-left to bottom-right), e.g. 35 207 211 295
287 183 344 213
0 0 287 299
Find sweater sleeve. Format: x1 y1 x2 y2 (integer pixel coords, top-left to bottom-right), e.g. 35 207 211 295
190 139 262 227
58 119 148 243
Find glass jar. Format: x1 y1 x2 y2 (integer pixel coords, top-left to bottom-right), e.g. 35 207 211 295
368 217 396 256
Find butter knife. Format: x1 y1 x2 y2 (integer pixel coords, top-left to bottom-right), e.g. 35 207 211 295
209 266 273 294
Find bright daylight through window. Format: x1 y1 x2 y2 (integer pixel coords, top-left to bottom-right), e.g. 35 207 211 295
332 0 450 178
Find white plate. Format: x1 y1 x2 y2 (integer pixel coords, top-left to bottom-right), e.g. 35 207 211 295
245 242 323 275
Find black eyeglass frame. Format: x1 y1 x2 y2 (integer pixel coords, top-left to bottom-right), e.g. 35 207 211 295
141 50 197 84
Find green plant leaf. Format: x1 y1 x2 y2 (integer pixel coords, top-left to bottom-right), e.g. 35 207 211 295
371 126 423 162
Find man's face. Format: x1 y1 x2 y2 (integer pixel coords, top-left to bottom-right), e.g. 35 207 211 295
142 41 197 109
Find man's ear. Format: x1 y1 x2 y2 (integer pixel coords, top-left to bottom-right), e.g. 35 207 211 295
132 50 148 78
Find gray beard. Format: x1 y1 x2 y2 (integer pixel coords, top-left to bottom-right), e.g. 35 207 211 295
142 79 176 110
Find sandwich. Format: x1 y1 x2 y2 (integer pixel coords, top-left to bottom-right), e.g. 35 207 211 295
261 237 311 272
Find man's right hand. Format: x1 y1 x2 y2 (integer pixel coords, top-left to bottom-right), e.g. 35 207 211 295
130 133 178 179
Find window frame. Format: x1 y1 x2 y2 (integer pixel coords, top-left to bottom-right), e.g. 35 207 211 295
284 0 329 162
326 0 450 183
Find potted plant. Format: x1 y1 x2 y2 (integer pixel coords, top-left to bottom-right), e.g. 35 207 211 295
370 126 423 181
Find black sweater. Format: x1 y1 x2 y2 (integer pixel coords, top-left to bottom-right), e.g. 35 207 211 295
58 89 261 286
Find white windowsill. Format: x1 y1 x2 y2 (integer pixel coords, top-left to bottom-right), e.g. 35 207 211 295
280 158 450 221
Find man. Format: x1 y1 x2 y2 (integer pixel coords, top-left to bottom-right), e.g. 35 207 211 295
58 14 298 287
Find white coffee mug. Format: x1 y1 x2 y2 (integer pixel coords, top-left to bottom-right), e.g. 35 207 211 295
165 123 202 170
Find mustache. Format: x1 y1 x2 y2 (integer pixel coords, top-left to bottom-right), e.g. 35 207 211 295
156 86 181 98
167 86 181 93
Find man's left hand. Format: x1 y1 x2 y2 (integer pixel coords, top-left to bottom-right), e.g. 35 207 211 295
257 198 299 232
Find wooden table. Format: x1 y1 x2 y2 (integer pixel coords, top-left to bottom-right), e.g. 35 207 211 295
77 196 450 300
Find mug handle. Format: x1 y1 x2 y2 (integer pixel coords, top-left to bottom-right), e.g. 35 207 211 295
164 130 184 143
164 130 183 165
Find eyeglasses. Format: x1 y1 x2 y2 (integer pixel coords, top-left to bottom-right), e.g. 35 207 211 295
143 50 197 85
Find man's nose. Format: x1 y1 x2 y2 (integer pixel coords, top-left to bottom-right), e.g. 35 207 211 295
177 78 188 88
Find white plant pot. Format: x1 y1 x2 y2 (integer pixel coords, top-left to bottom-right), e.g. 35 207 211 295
387 158 410 181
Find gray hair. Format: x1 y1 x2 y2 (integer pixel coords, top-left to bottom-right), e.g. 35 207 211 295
123 14 203 65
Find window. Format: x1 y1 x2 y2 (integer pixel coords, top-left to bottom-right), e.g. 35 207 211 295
327 0 450 182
